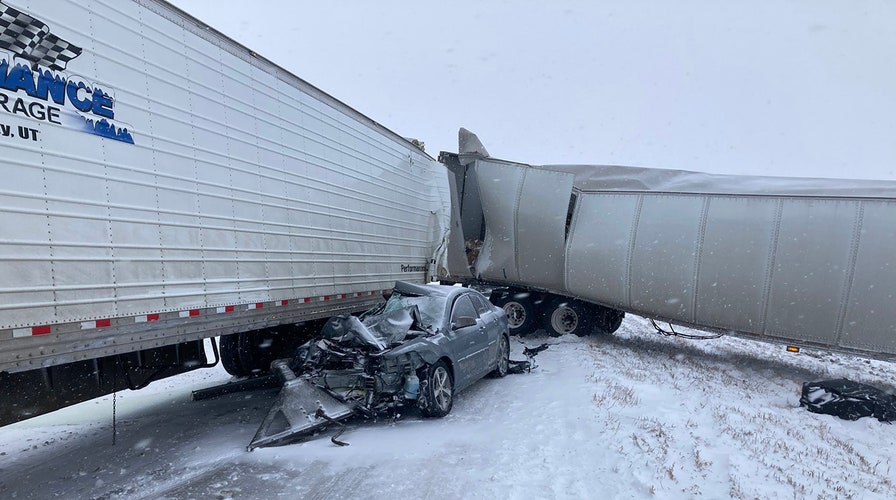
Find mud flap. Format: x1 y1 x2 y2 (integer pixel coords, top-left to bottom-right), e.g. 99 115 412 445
247 375 354 451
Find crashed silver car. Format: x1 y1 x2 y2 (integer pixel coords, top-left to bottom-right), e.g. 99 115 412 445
249 281 510 449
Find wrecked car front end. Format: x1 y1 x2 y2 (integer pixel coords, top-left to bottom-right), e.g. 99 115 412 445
247 281 513 450
249 301 445 450
295 306 443 412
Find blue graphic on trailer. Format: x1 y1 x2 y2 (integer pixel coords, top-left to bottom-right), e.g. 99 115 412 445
0 1 134 144
83 117 134 143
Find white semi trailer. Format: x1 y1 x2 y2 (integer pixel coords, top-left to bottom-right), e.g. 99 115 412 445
2 0 895 429
0 0 448 425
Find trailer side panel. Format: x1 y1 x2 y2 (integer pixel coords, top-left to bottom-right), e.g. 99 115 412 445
0 0 449 373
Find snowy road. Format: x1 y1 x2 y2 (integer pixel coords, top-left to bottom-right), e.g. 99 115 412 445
3 316 896 499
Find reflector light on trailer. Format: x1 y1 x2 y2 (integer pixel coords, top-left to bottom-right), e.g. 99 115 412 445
13 325 51 337
786 346 800 353
80 319 111 330
216 306 235 314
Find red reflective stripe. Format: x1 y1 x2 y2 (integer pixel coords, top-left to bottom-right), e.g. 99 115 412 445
13 289 391 339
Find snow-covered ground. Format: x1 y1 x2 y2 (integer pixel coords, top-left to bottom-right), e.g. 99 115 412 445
2 316 896 499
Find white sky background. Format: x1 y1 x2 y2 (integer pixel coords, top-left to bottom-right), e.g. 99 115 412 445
168 1 896 180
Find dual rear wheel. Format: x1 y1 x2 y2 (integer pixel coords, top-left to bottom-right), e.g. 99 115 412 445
490 290 624 337
490 292 539 337
542 298 625 337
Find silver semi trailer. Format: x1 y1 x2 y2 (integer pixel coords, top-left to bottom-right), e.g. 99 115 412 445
0 0 448 424
440 129 896 358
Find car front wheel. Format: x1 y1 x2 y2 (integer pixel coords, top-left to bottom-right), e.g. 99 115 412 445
489 334 510 378
419 360 454 418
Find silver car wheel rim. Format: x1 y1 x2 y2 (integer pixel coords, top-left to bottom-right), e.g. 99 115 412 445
503 301 526 329
433 366 452 410
550 306 578 334
498 336 509 373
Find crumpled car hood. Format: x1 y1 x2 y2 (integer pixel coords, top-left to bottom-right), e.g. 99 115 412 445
319 306 430 351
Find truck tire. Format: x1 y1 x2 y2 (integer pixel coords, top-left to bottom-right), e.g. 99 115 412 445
542 297 594 337
220 333 252 377
220 330 279 377
222 321 327 378
595 307 625 334
490 291 539 337
418 360 454 418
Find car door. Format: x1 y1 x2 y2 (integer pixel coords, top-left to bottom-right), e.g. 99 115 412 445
448 294 487 390
470 293 501 371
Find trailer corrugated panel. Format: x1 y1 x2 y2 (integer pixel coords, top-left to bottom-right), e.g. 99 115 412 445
0 0 449 372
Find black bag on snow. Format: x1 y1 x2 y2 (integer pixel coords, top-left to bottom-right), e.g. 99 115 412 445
800 378 896 422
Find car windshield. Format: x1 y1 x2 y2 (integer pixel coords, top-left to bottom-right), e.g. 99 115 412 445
379 291 446 329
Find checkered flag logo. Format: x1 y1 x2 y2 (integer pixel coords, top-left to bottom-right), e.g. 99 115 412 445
0 1 81 71
28 32 82 71
0 2 48 53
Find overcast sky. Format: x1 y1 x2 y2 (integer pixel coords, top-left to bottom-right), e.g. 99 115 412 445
168 1 896 180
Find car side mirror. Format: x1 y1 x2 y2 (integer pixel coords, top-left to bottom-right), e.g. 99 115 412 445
452 316 477 329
